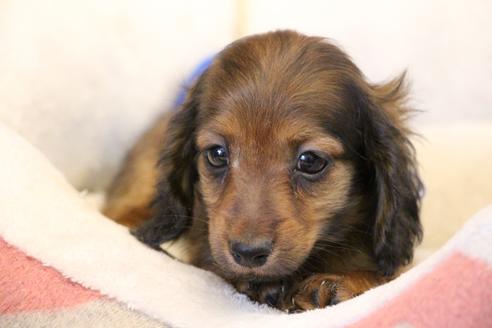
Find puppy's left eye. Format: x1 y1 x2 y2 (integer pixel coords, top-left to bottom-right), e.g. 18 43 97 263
296 151 329 175
205 145 229 168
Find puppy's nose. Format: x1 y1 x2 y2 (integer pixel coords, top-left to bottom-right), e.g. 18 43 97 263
230 240 272 268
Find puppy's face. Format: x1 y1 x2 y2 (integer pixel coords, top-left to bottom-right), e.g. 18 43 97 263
138 31 422 281
196 109 354 279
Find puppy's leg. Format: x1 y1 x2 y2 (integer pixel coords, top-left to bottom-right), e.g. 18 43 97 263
103 114 170 228
288 272 386 312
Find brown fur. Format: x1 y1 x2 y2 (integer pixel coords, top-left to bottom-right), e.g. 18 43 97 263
104 117 167 228
103 30 422 311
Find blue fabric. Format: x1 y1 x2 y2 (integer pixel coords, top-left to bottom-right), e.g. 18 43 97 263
173 56 214 108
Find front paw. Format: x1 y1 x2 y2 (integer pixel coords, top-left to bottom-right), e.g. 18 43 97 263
234 280 292 309
288 272 382 312
288 274 343 312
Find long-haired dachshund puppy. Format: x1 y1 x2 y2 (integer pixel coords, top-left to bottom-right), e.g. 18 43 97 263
104 30 422 312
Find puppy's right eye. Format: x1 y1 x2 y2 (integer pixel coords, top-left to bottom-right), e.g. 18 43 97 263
205 146 229 168
296 151 329 175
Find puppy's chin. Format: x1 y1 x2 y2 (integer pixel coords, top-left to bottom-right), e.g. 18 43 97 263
217 264 296 282
210 249 304 282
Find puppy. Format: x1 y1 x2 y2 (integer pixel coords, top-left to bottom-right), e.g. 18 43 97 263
104 30 422 312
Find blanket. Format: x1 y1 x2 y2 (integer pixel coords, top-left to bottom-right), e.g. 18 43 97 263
1 121 491 327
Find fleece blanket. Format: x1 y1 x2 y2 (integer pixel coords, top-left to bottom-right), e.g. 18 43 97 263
1 121 491 327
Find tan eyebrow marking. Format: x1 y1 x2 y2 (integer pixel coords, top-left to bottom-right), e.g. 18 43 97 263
301 136 345 157
196 131 225 151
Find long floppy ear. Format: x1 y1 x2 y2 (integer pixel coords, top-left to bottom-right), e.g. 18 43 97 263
132 77 205 249
359 73 423 276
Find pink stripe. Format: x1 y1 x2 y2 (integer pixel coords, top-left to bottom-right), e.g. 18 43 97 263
0 237 102 314
351 252 492 328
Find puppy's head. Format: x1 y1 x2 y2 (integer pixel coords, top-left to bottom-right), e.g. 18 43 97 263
135 31 422 280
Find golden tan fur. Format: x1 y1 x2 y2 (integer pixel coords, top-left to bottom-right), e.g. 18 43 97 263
104 117 168 228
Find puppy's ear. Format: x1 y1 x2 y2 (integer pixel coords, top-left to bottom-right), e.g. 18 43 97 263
132 76 205 249
358 73 423 276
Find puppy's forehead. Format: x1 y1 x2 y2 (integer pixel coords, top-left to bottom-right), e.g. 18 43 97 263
202 35 353 115
197 109 344 157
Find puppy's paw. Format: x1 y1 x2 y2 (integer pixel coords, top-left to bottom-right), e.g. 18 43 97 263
288 274 343 312
234 280 291 309
288 272 383 312
235 272 382 312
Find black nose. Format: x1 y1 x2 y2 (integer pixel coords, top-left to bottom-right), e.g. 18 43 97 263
230 240 272 268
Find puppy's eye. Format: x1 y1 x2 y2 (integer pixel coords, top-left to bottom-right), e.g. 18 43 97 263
205 145 229 168
296 151 328 174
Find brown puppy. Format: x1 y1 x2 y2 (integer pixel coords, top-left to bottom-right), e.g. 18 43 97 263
104 30 422 312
